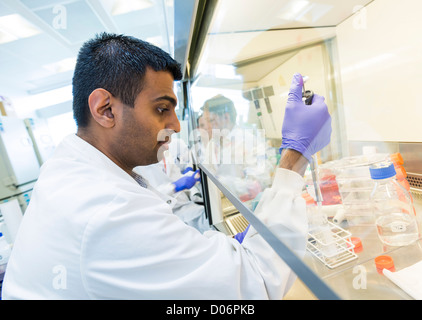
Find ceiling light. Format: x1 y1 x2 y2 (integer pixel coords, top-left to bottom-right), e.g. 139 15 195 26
0 14 41 44
278 0 311 21
277 1 332 24
296 3 333 24
43 57 77 74
111 0 154 16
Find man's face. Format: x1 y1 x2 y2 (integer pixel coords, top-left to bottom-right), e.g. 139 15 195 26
114 68 180 167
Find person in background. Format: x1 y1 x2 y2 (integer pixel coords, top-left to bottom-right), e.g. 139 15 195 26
201 95 271 201
190 113 212 164
198 112 213 144
2 32 331 299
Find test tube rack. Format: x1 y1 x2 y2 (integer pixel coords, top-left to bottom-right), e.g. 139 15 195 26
307 221 358 269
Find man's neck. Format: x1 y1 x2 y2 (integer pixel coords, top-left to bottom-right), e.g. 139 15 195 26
76 130 133 176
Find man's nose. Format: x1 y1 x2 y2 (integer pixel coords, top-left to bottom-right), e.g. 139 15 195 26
168 111 180 133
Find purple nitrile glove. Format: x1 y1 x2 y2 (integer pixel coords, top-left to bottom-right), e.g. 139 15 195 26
280 73 332 162
172 169 201 192
234 224 251 244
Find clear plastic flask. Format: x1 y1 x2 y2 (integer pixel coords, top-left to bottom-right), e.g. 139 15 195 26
369 161 419 246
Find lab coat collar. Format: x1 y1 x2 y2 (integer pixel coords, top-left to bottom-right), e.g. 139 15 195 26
61 134 177 209
60 134 145 188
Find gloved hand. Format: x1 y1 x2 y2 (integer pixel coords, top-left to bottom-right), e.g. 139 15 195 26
280 73 332 162
234 224 251 244
181 166 193 174
172 169 201 192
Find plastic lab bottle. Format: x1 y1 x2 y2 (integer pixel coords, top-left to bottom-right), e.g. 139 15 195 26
0 232 11 282
369 161 419 246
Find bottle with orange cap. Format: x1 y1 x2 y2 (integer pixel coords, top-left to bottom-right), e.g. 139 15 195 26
389 152 415 214
389 153 410 190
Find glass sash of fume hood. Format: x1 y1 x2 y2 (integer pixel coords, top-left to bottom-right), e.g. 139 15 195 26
198 163 340 300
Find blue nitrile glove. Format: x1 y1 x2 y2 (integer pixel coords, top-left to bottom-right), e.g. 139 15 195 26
280 73 332 162
234 224 251 244
181 166 193 174
172 169 201 192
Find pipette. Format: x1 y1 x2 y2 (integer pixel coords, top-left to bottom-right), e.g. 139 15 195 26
301 76 321 204
302 75 314 105
302 75 336 257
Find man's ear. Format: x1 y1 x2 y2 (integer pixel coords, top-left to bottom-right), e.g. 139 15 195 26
88 88 115 128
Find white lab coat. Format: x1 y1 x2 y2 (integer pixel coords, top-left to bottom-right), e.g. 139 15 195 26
133 163 212 233
2 134 307 300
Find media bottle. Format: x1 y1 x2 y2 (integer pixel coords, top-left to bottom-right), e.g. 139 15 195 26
369 161 419 246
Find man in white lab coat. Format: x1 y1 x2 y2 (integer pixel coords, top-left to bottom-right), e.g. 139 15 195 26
2 33 331 299
201 95 273 201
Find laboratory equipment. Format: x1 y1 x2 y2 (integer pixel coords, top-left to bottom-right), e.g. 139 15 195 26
375 255 395 274
301 75 314 105
319 173 342 206
199 160 249 236
300 76 356 268
302 75 322 205
0 198 23 244
305 195 357 269
322 153 387 226
242 87 277 134
262 86 277 133
350 237 363 253
251 88 265 129
370 161 419 246
0 232 11 282
24 118 55 166
302 77 334 253
0 116 39 200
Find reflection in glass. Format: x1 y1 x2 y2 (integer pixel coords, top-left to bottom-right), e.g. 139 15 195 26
188 0 422 300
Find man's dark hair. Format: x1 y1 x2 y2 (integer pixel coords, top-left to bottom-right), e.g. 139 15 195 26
72 32 183 128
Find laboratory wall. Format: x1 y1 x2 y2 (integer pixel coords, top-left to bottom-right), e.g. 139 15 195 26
256 45 329 139
249 0 422 170
336 0 422 143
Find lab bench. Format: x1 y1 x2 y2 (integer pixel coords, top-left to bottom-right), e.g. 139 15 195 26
296 200 422 300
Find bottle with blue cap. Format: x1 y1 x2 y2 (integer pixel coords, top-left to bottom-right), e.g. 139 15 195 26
369 161 419 246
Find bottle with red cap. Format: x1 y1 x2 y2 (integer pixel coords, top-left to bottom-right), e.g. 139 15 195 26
369 161 419 246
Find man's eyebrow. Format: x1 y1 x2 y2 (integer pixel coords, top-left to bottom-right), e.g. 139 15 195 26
154 95 177 106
